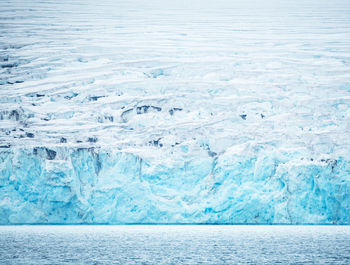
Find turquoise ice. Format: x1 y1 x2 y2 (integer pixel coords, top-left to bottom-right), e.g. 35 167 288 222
0 147 349 224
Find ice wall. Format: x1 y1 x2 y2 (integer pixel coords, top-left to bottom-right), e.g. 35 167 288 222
0 147 349 224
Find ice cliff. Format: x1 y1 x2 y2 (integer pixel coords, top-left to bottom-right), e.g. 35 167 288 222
0 147 349 224
0 0 350 224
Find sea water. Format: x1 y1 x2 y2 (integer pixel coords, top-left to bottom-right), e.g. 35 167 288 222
0 225 349 264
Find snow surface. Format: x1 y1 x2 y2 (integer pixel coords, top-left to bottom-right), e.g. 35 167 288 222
0 0 350 224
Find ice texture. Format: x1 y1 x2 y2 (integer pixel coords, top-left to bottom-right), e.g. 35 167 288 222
0 0 350 224
1 147 349 224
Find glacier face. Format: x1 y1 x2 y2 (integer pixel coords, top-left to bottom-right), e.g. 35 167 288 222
1 0 350 224
0 147 349 224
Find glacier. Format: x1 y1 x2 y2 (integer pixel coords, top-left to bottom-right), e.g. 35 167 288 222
0 0 350 224
0 147 349 224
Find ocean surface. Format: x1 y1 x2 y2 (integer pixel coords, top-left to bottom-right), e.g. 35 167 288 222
0 225 349 264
